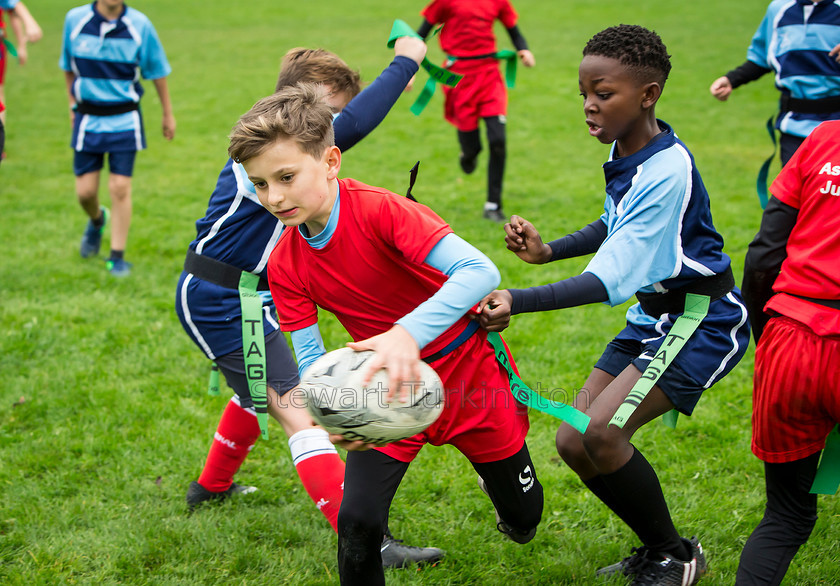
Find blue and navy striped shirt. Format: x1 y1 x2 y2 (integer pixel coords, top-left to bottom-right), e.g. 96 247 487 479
584 121 731 326
59 2 171 151
748 0 840 136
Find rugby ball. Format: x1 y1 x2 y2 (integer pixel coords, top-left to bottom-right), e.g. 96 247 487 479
300 347 444 446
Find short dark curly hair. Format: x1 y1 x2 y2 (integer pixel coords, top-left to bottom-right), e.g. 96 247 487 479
583 24 671 87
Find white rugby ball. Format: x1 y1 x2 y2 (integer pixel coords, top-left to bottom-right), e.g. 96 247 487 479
301 347 444 446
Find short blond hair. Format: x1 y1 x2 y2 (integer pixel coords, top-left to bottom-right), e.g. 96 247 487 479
228 83 336 164
275 48 362 98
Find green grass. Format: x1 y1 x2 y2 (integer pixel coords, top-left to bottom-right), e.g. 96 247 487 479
1 0 838 584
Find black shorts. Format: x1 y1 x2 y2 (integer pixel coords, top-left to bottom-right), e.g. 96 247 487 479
214 328 300 409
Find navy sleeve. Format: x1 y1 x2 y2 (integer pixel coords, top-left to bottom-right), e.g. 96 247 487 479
506 25 529 52
725 60 771 89
333 55 420 151
548 219 608 261
742 196 798 342
509 272 609 314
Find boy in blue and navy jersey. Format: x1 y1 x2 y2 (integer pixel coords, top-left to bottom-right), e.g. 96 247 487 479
710 0 840 164
60 0 175 276
478 25 750 585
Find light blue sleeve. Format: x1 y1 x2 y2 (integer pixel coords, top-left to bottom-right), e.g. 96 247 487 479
746 2 776 67
396 233 500 349
138 14 171 79
584 150 690 306
59 12 73 72
290 324 327 378
0 0 19 11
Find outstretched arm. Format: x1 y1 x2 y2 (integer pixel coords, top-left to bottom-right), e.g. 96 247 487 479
475 273 609 332
333 36 425 151
504 215 606 264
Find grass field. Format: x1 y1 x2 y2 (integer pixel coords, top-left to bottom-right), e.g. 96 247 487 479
1 0 838 584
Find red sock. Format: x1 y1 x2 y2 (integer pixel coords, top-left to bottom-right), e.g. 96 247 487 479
288 428 346 532
197 397 260 492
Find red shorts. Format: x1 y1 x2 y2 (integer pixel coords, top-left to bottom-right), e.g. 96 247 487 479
378 328 530 464
752 315 840 463
442 61 507 132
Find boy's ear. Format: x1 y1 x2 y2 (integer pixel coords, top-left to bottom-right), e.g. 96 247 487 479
324 145 341 180
641 82 662 110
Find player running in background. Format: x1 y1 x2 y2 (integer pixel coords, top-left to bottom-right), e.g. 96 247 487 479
61 0 175 277
477 25 749 585
229 83 544 586
710 0 840 165
0 0 41 161
176 38 444 567
417 0 535 222
737 120 840 585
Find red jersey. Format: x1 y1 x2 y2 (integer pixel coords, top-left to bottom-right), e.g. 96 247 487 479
268 178 472 358
421 0 518 58
766 120 840 335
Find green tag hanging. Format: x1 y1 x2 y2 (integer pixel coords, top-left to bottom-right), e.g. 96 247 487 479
239 272 269 439
2 38 18 59
387 19 462 115
207 362 221 396
810 424 840 495
610 294 710 429
755 115 776 210
486 331 590 434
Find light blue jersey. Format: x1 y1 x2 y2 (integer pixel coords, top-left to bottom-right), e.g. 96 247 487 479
748 0 840 137
59 2 171 152
584 122 731 326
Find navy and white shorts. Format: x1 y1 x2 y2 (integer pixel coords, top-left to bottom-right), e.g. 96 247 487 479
73 150 137 177
214 328 300 409
595 291 750 415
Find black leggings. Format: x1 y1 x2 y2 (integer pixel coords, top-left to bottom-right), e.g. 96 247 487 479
457 115 507 208
337 442 543 585
735 452 820 585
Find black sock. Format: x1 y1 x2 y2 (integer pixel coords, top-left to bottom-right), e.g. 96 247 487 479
582 475 636 529
601 447 690 561
92 211 106 229
109 249 124 261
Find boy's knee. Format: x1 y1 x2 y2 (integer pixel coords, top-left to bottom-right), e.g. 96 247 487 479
337 502 384 537
580 424 623 468
556 425 587 467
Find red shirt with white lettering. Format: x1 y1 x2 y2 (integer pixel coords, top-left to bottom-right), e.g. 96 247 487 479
766 120 840 335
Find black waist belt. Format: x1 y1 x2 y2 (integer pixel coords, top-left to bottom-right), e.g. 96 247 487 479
75 102 139 116
183 248 270 291
448 52 498 61
422 320 480 364
635 266 734 317
788 293 840 311
779 93 840 115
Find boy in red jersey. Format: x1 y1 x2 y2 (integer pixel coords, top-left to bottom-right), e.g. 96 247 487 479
228 83 543 585
417 0 535 222
738 120 840 584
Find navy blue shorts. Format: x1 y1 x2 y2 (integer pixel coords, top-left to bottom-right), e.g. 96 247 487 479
595 291 750 415
214 328 300 409
73 150 137 177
